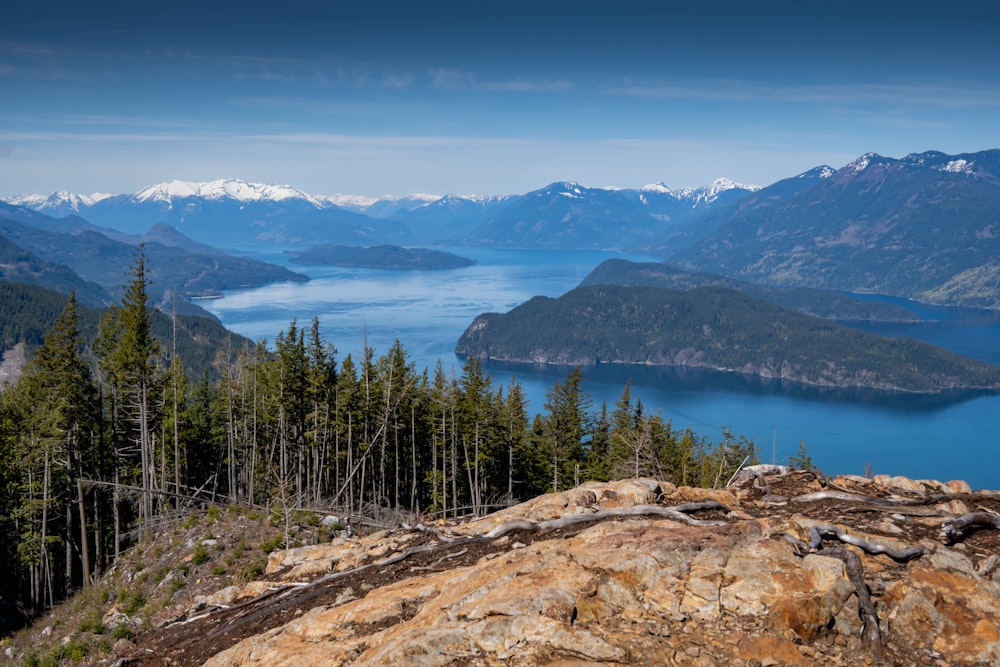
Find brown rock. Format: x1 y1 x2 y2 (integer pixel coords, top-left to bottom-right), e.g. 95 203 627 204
883 561 1000 664
737 636 812 666
141 477 1000 667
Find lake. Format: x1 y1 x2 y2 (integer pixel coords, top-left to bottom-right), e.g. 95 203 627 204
202 248 1000 490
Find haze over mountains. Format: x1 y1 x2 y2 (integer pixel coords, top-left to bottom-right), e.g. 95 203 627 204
4 148 1000 313
5 175 762 249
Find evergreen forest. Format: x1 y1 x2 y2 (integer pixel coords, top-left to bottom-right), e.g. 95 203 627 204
0 250 759 627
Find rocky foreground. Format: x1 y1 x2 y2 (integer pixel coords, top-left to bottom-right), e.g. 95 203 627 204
127 471 1000 666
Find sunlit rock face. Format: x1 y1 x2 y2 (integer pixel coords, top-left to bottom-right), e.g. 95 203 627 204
159 475 1000 667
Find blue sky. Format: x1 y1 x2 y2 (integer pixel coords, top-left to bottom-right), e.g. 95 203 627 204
2 0 999 198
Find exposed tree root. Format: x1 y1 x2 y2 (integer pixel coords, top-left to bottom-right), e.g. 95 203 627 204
807 524 927 562
940 511 1000 543
816 547 885 665
483 501 729 539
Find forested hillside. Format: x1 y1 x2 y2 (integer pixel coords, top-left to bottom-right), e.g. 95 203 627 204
455 284 1000 392
0 280 251 380
580 259 921 322
669 150 1000 308
0 254 759 636
287 244 476 269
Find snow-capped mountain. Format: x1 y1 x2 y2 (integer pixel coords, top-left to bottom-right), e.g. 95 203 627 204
1 175 766 250
463 180 700 250
357 193 443 219
670 148 1000 308
3 178 414 247
5 190 114 217
839 150 1000 183
133 178 327 208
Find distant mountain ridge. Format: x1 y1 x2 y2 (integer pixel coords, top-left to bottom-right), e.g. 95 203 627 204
4 175 763 249
8 150 1000 308
668 149 1000 308
0 205 308 315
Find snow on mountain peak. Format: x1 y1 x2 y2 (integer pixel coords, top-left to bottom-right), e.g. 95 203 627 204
683 178 761 206
703 177 761 196
133 178 324 207
6 190 113 212
797 166 835 179
940 159 974 175
639 182 674 194
848 152 880 173
319 193 379 209
134 179 199 202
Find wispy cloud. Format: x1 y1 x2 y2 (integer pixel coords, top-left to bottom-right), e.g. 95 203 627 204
430 67 575 93
607 79 1000 109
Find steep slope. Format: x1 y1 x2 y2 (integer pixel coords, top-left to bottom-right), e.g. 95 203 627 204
454 284 1000 392
464 181 663 249
0 215 307 308
390 193 519 243
0 280 254 384
670 150 1000 308
0 235 112 307
645 165 835 253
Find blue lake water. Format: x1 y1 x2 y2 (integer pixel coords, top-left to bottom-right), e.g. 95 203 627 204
202 248 1000 490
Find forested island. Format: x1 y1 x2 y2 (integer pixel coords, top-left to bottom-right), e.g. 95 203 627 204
455 284 1000 393
287 244 476 269
580 259 921 323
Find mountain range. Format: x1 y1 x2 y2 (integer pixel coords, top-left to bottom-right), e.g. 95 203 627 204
4 176 762 250
5 148 1000 310
0 202 308 315
669 150 1000 308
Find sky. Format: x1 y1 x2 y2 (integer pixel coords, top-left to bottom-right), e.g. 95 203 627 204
2 0 999 199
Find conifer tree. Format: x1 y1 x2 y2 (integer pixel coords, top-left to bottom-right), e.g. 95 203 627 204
541 367 588 492
12 293 98 604
97 246 161 525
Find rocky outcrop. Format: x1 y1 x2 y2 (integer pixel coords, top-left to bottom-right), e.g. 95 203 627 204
135 473 1000 666
0 343 25 388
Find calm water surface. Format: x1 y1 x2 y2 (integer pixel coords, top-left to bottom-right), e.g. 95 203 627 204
203 248 1000 490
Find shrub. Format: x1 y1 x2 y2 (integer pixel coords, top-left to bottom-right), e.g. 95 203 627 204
78 610 106 635
122 591 146 615
261 535 285 554
192 544 210 565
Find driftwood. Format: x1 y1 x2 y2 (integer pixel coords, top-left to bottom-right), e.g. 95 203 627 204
778 521 930 666
791 490 909 505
